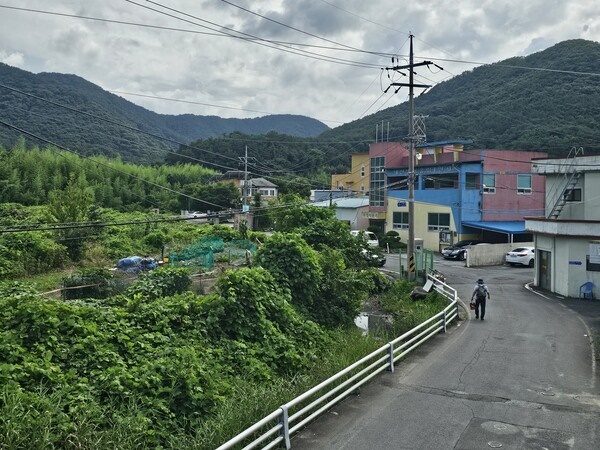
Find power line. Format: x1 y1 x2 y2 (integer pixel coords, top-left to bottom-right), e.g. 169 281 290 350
3 4 599 79
220 0 376 55
125 0 382 69
0 214 224 234
0 5 382 57
0 81 374 193
0 82 244 170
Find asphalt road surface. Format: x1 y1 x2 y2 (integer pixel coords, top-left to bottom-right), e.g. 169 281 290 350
292 256 600 449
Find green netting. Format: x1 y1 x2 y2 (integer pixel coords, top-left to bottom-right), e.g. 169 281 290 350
228 239 257 251
221 240 257 266
167 238 256 269
168 248 214 269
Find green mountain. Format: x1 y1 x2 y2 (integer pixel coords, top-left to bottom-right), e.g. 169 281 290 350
1 39 598 170
319 39 600 156
0 63 329 163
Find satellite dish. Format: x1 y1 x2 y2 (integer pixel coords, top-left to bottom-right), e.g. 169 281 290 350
415 153 422 160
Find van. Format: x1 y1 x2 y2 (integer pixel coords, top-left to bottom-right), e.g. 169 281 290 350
350 230 379 247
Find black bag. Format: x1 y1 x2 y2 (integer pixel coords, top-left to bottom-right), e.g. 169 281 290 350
469 300 476 310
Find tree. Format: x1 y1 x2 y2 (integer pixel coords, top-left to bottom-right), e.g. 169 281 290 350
47 172 95 261
182 182 240 213
268 194 333 231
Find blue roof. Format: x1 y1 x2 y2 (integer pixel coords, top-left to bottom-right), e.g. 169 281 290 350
462 221 528 234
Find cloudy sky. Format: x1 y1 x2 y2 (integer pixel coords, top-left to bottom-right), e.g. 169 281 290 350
0 0 598 127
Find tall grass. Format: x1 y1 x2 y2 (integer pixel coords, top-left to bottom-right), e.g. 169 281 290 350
195 329 382 449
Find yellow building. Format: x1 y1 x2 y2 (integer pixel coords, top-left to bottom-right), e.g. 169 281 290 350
386 199 456 253
331 152 369 196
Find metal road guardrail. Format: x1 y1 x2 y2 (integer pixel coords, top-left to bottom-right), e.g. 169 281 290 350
216 273 459 450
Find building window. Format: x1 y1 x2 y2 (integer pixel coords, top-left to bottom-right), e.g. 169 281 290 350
428 213 450 231
517 174 532 194
388 176 408 190
423 173 458 189
370 156 385 207
483 174 496 194
360 184 365 192
392 212 409 229
361 165 365 177
465 172 480 190
564 187 582 202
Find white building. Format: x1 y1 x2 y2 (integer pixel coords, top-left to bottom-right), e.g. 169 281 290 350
312 197 370 230
526 152 600 298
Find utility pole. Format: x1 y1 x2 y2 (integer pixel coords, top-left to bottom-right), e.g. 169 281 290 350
239 145 249 212
385 34 440 280
413 114 428 145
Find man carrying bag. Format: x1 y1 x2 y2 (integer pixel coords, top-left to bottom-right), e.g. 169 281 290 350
471 278 490 320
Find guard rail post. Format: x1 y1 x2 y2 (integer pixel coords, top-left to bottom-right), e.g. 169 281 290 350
455 291 459 317
387 342 395 372
443 310 447 333
279 405 291 449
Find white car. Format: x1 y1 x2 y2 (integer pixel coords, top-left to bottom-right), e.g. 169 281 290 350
505 247 535 267
350 230 379 247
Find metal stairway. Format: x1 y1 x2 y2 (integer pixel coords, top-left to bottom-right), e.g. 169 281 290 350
546 147 583 219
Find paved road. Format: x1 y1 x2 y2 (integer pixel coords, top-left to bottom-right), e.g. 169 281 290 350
292 256 600 449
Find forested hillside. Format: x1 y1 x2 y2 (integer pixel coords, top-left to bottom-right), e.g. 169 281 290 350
1 39 598 173
168 39 600 178
0 63 329 164
318 39 600 156
166 131 356 185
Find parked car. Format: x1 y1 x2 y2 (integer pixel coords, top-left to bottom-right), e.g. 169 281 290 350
361 249 386 267
350 230 379 247
505 247 535 267
441 239 485 260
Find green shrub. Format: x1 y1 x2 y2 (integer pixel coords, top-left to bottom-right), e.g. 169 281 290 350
378 280 451 333
313 247 370 328
255 233 322 317
62 268 115 300
0 280 39 298
126 266 191 301
207 267 325 375
380 230 405 250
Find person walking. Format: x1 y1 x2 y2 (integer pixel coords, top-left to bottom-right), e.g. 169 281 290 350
471 278 490 320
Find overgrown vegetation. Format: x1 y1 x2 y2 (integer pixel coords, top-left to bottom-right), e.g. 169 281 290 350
378 279 451 332
0 253 435 448
0 184 454 448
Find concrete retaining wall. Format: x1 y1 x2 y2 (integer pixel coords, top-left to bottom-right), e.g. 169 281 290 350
466 242 534 267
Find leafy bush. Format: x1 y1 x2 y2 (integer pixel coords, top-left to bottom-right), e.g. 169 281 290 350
380 230 405 250
0 280 40 298
0 232 67 278
62 268 115 300
208 267 324 375
126 266 191 301
313 247 370 328
255 232 322 317
0 292 229 446
378 280 451 333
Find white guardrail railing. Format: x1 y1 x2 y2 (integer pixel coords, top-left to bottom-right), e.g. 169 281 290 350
216 273 459 450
